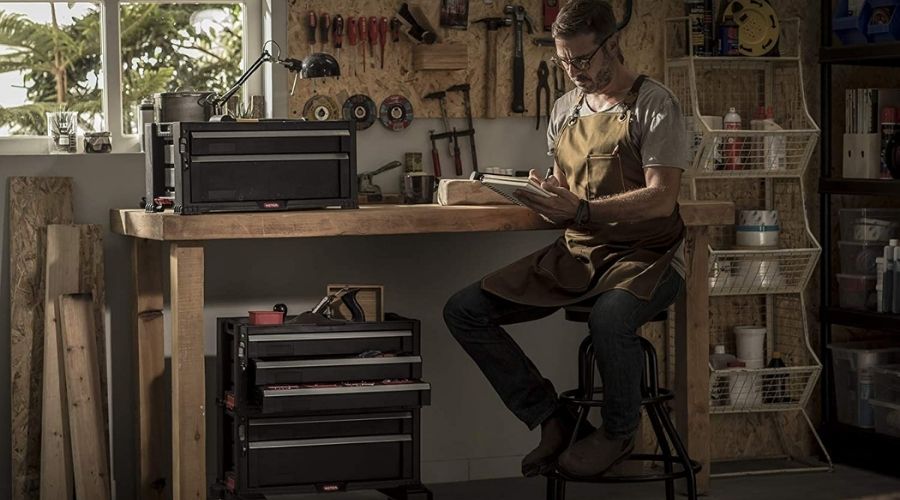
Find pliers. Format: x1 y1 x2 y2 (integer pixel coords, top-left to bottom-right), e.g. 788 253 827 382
536 60 550 130
551 64 565 100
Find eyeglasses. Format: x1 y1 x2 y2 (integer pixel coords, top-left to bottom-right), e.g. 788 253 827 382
550 32 614 71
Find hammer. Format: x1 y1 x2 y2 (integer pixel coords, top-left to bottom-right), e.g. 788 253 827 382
474 17 512 119
424 91 454 157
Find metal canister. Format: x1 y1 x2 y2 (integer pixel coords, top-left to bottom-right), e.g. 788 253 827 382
154 91 215 123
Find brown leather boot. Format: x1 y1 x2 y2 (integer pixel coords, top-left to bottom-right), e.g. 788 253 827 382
557 427 635 479
521 410 594 477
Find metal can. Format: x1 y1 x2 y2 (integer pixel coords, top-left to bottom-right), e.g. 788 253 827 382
84 131 112 153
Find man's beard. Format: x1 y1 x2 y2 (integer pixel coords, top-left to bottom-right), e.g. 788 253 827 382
573 51 614 94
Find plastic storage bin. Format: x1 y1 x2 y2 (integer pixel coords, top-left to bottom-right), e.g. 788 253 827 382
839 241 884 274
837 273 877 310
873 364 900 405
866 0 900 42
869 399 900 437
834 0 873 45
839 208 900 242
829 341 900 428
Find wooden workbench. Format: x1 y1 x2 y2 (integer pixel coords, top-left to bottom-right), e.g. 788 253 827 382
111 201 732 499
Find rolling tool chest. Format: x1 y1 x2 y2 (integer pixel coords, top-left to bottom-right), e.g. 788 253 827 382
144 120 358 214
216 315 432 499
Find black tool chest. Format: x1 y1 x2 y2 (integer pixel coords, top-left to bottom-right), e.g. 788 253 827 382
216 316 432 499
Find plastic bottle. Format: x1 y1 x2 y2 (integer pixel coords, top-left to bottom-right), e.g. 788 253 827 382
765 107 786 170
724 107 743 170
763 351 787 404
885 239 897 313
881 107 897 180
710 344 737 369
877 256 886 313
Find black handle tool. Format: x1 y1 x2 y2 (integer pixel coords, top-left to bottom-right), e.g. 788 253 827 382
536 60 550 130
504 4 535 114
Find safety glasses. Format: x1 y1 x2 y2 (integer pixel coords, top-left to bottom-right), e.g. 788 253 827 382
550 31 614 71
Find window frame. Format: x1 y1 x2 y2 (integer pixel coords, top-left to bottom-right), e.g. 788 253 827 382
0 0 266 154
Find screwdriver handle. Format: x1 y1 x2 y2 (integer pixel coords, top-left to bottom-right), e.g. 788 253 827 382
369 17 378 51
390 17 401 43
379 17 387 68
348 17 357 46
319 13 330 48
359 16 367 64
307 10 317 46
333 15 344 48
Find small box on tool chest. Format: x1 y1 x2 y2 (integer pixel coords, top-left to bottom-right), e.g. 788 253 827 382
144 120 357 215
216 316 431 498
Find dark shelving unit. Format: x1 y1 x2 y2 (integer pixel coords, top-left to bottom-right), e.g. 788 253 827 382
819 3 900 479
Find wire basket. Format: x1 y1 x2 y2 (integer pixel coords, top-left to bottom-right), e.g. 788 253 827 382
708 295 821 414
665 18 819 177
692 178 821 295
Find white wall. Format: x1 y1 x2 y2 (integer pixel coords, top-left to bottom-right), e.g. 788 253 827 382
1 117 588 499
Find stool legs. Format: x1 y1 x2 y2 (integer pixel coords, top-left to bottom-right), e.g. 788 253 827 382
646 404 676 500
656 403 698 500
545 475 566 500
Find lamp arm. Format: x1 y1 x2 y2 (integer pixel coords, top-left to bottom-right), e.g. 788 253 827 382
209 50 271 107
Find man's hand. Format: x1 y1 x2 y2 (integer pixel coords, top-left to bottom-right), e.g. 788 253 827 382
515 168 581 225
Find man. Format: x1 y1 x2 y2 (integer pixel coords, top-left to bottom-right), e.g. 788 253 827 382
443 0 688 479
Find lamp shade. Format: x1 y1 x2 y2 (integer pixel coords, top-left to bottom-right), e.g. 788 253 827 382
301 52 341 79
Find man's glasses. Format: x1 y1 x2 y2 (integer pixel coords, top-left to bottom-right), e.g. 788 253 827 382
549 32 615 71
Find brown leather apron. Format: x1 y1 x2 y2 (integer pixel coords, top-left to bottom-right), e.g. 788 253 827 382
481 75 684 306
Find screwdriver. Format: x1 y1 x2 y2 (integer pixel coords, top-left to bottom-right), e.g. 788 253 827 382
319 13 330 53
348 17 358 76
333 15 343 63
306 10 316 55
368 17 378 67
379 17 388 69
358 16 367 71
390 17 401 43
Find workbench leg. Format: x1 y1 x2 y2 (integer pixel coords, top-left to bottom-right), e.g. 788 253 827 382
170 243 206 500
675 226 711 494
133 239 167 499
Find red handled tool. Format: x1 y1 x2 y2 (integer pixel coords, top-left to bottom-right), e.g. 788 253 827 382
318 13 330 52
358 16 367 70
429 131 442 178
452 128 463 176
307 10 317 55
333 15 343 62
368 17 378 65
379 17 388 69
348 17 358 76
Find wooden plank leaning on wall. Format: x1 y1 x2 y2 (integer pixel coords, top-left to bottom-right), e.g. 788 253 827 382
9 177 73 500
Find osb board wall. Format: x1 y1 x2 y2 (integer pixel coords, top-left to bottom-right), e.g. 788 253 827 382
286 0 680 120
9 177 74 500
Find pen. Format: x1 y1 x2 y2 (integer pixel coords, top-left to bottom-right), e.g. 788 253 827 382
544 167 553 181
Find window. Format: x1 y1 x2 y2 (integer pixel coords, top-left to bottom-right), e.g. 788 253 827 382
0 0 262 153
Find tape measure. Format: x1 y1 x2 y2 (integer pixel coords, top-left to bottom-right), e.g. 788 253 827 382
302 95 339 121
379 95 414 131
729 0 779 57
342 94 377 130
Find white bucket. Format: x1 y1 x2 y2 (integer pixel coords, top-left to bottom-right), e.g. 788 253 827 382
734 325 766 362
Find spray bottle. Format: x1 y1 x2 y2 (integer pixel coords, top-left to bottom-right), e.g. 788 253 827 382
724 107 743 170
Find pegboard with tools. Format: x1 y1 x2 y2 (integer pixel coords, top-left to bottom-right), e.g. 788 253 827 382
287 1 680 121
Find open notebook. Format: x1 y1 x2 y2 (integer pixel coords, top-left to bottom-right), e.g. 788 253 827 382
471 172 555 206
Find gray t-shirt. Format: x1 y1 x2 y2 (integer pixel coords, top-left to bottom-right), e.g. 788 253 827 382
546 77 689 277
546 77 689 170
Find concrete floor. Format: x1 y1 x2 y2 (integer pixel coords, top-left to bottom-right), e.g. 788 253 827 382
276 466 900 500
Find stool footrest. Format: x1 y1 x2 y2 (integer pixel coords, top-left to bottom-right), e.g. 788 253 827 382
559 388 675 407
545 454 701 483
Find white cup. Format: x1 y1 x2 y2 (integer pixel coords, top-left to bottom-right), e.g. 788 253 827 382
734 325 766 362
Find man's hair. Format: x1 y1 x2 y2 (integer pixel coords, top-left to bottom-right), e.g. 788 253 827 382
551 0 617 42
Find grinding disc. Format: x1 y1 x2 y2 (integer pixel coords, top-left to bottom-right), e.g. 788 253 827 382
342 94 377 130
379 95 414 131
302 95 339 121
730 0 780 57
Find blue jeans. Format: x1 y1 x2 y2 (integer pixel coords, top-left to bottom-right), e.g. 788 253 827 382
443 266 684 438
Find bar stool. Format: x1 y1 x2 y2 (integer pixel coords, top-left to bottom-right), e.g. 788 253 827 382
544 304 700 500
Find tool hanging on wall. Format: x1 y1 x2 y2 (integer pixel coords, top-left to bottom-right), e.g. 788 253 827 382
307 10 317 55
551 63 565 100
504 4 535 114
348 17 358 76
542 0 559 32
535 61 550 130
379 17 388 69
333 15 344 65
451 127 463 175
397 3 438 44
390 17 402 42
379 95 414 131
428 130 442 177
440 0 470 29
302 95 339 121
359 16 367 71
447 83 479 173
424 91 454 157
368 16 379 68
474 17 511 119
342 94 377 130
319 12 330 53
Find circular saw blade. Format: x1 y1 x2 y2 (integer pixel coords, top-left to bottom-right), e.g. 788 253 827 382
379 94 414 131
342 94 377 131
302 94 339 121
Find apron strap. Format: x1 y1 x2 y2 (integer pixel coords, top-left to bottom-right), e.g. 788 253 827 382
622 74 647 110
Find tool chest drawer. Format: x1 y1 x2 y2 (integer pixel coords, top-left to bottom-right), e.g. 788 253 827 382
221 318 418 359
222 410 418 492
257 381 431 414
251 355 422 385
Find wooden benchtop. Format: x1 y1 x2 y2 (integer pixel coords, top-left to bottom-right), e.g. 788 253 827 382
110 201 733 241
